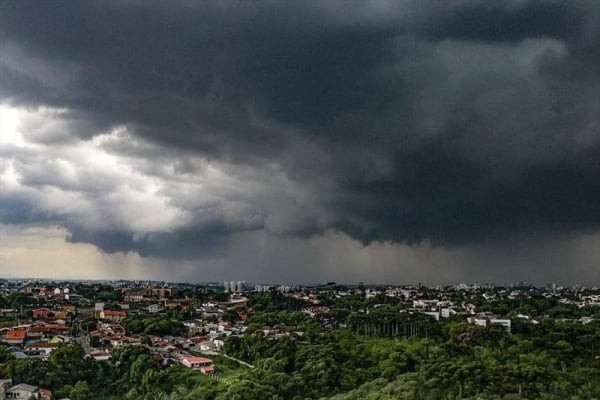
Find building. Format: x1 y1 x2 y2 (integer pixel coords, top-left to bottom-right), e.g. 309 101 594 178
490 319 511 331
151 286 172 299
123 287 149 302
89 351 111 361
123 284 171 302
147 304 162 313
25 286 45 294
24 342 60 357
0 380 13 399
4 329 26 345
421 311 440 321
94 302 105 319
235 281 244 293
38 388 52 400
466 316 512 332
32 308 52 319
100 310 126 322
179 356 214 373
4 383 40 399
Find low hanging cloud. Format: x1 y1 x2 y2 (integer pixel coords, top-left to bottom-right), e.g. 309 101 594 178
2 1 600 282
1 107 332 258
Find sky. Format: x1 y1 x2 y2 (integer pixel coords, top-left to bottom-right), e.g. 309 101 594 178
1 1 600 285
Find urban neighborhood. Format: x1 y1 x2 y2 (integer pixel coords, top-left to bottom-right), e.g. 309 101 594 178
1 278 600 398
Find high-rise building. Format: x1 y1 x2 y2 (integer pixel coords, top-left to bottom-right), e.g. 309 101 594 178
236 281 244 292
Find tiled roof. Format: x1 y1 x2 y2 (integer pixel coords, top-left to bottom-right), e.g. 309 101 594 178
6 329 26 339
181 356 212 363
25 342 59 349
8 383 38 393
103 310 126 316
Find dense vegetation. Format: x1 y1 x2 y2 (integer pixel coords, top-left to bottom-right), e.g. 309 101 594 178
123 314 185 337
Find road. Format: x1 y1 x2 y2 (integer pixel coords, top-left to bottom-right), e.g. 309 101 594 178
78 335 92 355
223 354 254 368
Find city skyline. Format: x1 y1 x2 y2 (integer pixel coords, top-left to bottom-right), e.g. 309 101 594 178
2 2 600 285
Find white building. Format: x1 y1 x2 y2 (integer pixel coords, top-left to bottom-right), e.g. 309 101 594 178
4 383 40 399
147 304 162 313
179 356 214 374
490 319 511 331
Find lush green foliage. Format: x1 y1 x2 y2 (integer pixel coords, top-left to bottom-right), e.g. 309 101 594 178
123 314 184 336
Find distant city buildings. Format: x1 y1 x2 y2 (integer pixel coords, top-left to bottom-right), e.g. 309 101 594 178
254 284 271 292
224 281 244 293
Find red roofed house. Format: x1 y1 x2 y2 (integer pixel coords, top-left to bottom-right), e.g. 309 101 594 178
100 310 127 322
179 356 214 373
4 329 26 345
26 325 45 339
32 308 53 319
39 387 52 400
201 365 215 374
43 324 70 335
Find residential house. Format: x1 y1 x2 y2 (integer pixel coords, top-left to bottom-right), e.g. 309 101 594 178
38 388 52 400
89 351 111 361
49 335 73 344
4 329 26 345
53 311 71 322
26 325 45 339
32 308 52 320
212 338 225 349
67 293 84 304
24 342 59 357
199 341 218 353
100 310 126 322
4 383 40 399
0 309 17 317
0 380 13 399
59 305 76 313
261 326 280 336
179 356 214 374
25 286 45 294
41 323 70 336
164 300 188 310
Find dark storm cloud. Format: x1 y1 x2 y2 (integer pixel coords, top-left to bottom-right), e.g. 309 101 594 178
2 0 600 257
65 227 229 259
422 1 578 43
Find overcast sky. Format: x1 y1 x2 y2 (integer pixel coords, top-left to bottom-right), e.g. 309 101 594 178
2 1 600 285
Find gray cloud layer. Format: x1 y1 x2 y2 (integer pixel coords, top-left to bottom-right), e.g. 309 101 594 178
2 1 600 281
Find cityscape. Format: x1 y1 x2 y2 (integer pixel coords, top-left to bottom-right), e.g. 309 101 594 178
3 0 600 398
1 278 600 398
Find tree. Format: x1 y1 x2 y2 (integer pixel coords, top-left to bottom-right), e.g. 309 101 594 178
70 381 92 400
216 380 277 400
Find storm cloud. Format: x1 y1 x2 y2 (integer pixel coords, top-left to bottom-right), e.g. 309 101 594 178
2 1 600 283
